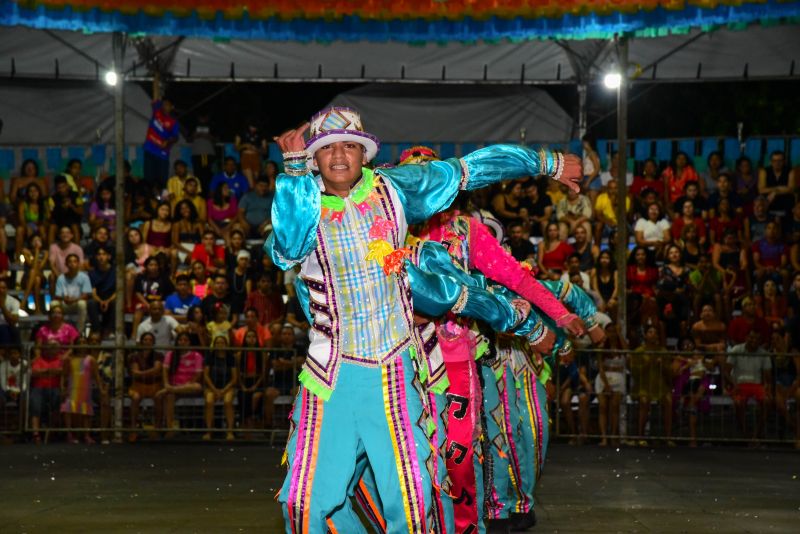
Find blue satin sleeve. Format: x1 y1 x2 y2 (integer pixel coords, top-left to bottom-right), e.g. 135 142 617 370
491 284 546 342
538 280 598 328
415 240 478 288
461 144 554 190
293 277 313 325
379 159 463 225
264 172 320 270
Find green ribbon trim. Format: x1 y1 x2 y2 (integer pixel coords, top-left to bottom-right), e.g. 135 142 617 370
319 167 375 213
298 369 333 401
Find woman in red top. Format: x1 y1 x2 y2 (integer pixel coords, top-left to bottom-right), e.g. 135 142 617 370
671 199 707 246
754 279 788 328
627 246 659 299
708 198 743 244
537 222 574 280
663 151 699 204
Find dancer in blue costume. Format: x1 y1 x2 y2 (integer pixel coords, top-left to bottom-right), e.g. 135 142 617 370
268 107 583 533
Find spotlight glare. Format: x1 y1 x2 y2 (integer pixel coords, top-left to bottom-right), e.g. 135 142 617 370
603 72 622 89
104 70 118 86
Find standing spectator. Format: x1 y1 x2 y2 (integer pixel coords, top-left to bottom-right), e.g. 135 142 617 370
245 272 285 328
677 349 714 447
203 334 238 441
752 221 789 290
34 304 79 357
631 324 674 447
734 156 759 211
744 196 772 245
60 337 100 444
238 177 274 238
770 324 800 447
0 279 20 346
518 178 552 238
491 181 525 229
87 330 113 444
555 187 592 241
234 122 267 188
505 222 536 263
210 157 250 200
190 114 217 193
270 325 304 397
754 279 787 328
166 160 199 204
53 254 91 333
595 323 627 446
191 231 226 274
591 250 618 315
0 345 25 412
87 246 116 337
29 341 63 444
49 226 84 295
634 203 671 256
556 347 593 445
593 178 630 245
159 331 204 433
671 200 707 246
15 182 49 255
725 329 771 443
537 222 574 280
581 135 602 204
663 151 699 205
727 297 770 347
700 151 728 195
237 329 268 428
136 300 179 348
165 274 202 324
88 185 116 233
758 150 795 218
172 200 205 266
127 331 164 443
143 72 180 192
712 229 749 319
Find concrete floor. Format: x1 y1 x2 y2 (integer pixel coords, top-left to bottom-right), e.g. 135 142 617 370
1 441 798 533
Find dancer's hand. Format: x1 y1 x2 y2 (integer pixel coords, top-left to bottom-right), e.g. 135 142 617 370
588 324 607 345
531 327 556 354
557 154 583 193
558 314 586 337
274 123 310 153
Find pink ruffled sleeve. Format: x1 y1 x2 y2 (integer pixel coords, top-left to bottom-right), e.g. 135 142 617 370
467 217 571 322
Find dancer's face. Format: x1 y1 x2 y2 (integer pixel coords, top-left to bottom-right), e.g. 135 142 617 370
313 141 368 191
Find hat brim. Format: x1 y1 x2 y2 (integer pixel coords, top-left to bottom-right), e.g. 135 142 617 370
305 131 380 171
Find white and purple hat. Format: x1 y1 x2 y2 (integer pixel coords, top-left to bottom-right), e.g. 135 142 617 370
305 107 380 170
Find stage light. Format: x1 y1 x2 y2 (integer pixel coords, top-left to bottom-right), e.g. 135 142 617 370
104 70 118 86
603 72 622 89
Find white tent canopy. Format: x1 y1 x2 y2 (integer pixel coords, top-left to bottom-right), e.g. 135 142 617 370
1 23 798 84
328 84 573 143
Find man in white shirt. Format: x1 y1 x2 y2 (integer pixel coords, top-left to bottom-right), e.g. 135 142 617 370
53 253 92 333
136 300 178 349
0 279 20 345
726 329 772 441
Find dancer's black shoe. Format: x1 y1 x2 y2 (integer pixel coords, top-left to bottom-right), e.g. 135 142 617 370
510 509 537 531
486 518 512 533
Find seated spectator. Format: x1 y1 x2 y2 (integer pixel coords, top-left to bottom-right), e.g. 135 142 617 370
21 235 50 313
270 325 305 396
656 245 690 339
15 182 49 254
537 223 574 280
595 323 627 446
172 200 205 266
744 196 772 244
165 274 202 323
758 150 795 218
691 304 727 355
211 156 250 200
207 183 241 241
206 303 232 343
784 202 800 245
48 175 83 244
0 279 20 346
770 324 800 446
754 279 787 328
728 297 770 347
159 332 204 433
87 246 116 337
505 222 536 263
725 329 771 442
131 256 174 334
734 156 759 212
634 203 671 256
182 305 210 348
631 324 674 447
29 340 63 444
627 246 659 302
712 229 749 319
591 250 618 315
787 272 800 349
285 294 310 339
136 300 178 348
561 253 590 288
49 225 84 295
202 274 236 326
676 223 703 269
700 151 728 195
689 254 722 320
10 158 48 207
555 187 592 241
708 198 743 245
233 307 272 347
127 332 164 442
190 260 211 300
124 227 152 276
60 336 100 444
599 151 633 188
34 304 80 357
224 229 247 275
752 221 789 290
518 178 551 238
191 231 226 274
88 185 116 233
238 177 274 238
171 176 206 222
83 225 114 271
671 181 707 221
491 181 525 229
580 136 602 203
630 158 664 199
671 199 706 246
53 253 91 333
142 202 175 268
663 151 699 205
593 178 630 245
572 225 598 273
125 184 157 229
166 160 199 204
237 328 269 428
203 334 238 441
245 272 285 328
707 174 742 218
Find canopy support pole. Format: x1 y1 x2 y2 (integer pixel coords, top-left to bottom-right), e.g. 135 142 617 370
614 36 629 341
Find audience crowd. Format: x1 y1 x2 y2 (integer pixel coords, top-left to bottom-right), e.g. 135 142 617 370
0 118 798 447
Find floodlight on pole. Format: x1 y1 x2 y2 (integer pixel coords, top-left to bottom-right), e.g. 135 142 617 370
104 70 119 86
603 72 622 89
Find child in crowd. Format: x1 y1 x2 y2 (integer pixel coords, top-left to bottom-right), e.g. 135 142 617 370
60 336 101 444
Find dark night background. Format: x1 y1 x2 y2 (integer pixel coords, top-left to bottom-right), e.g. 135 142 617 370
153 79 800 142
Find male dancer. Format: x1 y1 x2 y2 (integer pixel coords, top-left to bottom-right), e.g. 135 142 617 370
268 107 581 533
